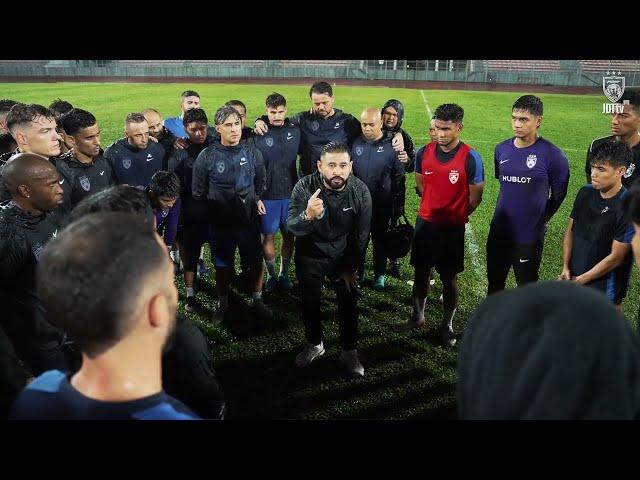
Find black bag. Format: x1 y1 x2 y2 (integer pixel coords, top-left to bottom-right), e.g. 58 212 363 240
383 213 414 259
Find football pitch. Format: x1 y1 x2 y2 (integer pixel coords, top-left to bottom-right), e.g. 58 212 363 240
2 81 631 419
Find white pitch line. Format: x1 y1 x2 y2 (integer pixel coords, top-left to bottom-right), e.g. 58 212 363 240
418 90 487 292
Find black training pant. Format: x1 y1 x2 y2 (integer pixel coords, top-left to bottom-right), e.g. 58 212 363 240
486 226 543 295
296 256 359 351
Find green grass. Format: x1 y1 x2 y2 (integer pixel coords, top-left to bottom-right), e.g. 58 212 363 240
2 81 632 419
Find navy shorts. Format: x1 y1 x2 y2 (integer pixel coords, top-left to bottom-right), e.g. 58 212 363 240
209 223 262 268
260 199 291 235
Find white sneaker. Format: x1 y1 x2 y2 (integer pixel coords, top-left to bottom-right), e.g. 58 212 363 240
340 349 364 377
294 342 325 368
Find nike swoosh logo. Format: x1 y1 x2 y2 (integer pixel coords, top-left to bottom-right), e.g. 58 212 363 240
499 160 510 164
424 172 433 175
58 179 64 184
342 207 353 211
52 230 57 237
519 259 529 263
240 161 247 165
100 171 105 175
146 158 153 162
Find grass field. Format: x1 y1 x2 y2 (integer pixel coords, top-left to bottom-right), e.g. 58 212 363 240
2 81 632 419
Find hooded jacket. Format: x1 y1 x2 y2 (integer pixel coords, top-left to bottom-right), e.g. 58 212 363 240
382 99 416 206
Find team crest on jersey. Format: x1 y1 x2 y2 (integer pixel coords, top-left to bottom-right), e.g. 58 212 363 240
449 170 459 184
625 163 635 178
216 160 225 174
265 137 274 147
311 121 319 131
526 154 537 169
355 146 364 156
79 175 91 192
122 158 131 169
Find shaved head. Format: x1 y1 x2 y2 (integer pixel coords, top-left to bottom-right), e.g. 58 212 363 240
2 153 63 213
3 153 54 193
360 107 381 123
360 107 383 141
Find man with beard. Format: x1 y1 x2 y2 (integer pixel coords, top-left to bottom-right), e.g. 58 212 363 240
164 90 201 139
10 212 200 420
0 154 68 379
287 141 372 377
104 112 165 190
0 104 62 202
255 81 405 177
144 108 178 167
55 108 115 216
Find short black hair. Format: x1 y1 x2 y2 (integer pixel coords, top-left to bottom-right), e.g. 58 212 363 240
433 103 464 123
320 141 351 160
37 212 169 357
125 112 147 128
70 185 154 225
49 99 74 119
266 93 286 109
61 108 97 136
214 105 241 126
309 81 333 98
0 132 17 155
618 88 640 115
181 90 200 99
0 99 19 115
225 100 246 112
6 104 55 134
590 139 632 169
150 171 180 198
512 95 544 116
183 107 208 127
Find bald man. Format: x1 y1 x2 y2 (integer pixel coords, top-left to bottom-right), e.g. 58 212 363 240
144 109 177 166
350 107 404 290
0 153 68 377
0 104 62 202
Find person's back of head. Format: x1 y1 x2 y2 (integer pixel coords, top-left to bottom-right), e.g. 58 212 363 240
458 281 640 419
69 184 154 224
0 132 17 156
37 211 177 358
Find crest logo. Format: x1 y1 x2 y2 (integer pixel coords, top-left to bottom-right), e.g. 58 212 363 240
377 146 384 153
79 175 91 192
625 163 636 178
216 160 225 174
122 158 131 169
449 170 459 184
603 72 625 103
526 154 537 169
265 137 274 147
355 146 364 156
311 121 319 131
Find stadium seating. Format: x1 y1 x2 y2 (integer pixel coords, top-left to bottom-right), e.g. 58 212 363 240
486 60 562 72
580 60 640 74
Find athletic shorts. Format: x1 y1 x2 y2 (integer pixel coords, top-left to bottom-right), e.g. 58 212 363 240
209 223 262 268
410 217 465 276
260 198 291 235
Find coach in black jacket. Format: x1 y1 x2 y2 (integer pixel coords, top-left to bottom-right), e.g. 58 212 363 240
287 141 372 378
351 108 404 289
192 105 270 324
